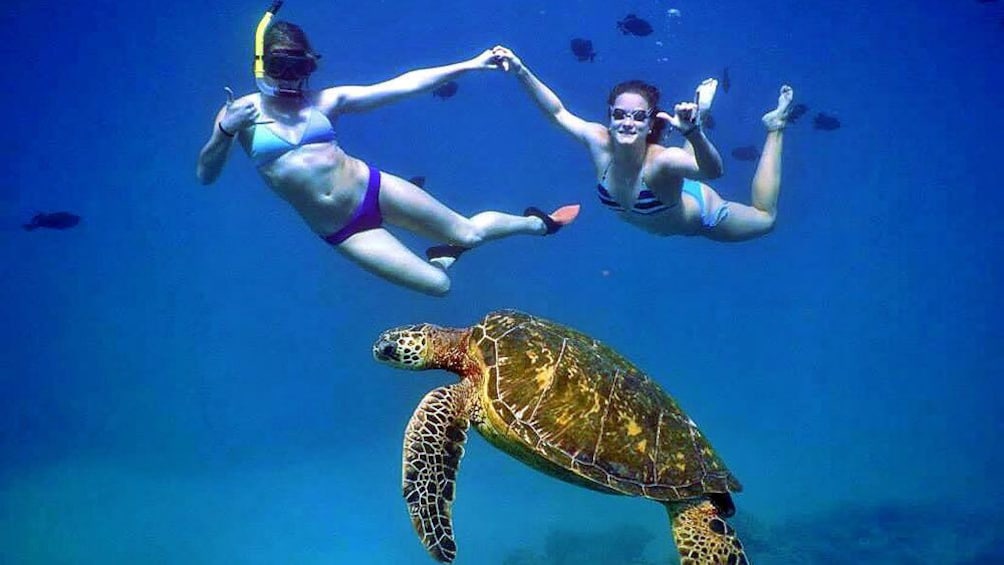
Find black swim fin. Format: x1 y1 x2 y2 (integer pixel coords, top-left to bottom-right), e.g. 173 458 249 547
524 207 561 235
426 245 468 262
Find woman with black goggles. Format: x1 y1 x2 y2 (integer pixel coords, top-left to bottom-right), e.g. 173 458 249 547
492 46 795 242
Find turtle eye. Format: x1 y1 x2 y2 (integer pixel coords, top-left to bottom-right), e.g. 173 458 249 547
381 343 397 359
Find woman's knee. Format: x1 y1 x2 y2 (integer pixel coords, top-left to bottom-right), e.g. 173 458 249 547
759 210 777 234
449 223 485 248
743 203 776 233
714 207 775 241
419 270 452 297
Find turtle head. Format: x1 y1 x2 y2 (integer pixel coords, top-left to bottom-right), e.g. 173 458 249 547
373 324 437 370
373 323 471 373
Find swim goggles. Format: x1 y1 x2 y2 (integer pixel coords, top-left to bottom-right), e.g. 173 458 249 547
609 107 653 122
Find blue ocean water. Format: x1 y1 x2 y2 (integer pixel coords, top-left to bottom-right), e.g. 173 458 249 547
2 0 1002 563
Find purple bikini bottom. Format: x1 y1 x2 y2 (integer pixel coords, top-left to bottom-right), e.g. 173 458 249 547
322 164 384 246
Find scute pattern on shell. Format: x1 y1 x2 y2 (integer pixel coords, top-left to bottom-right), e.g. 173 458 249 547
473 310 740 501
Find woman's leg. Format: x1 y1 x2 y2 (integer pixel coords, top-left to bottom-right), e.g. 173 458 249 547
377 173 577 260
751 85 793 215
335 228 452 297
707 85 793 242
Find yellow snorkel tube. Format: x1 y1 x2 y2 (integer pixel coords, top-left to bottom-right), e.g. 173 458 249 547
253 1 281 80
254 1 288 97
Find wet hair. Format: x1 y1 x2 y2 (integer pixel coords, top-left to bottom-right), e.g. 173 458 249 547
607 80 666 144
264 21 317 56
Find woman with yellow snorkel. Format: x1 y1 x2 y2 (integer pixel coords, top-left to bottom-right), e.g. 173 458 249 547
196 3 578 297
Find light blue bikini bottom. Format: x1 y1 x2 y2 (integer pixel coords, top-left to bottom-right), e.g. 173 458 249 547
682 179 730 228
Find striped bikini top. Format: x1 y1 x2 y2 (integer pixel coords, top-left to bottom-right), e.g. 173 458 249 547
595 162 677 215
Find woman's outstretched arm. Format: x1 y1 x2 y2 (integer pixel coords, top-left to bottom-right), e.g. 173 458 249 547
492 46 606 147
316 49 503 115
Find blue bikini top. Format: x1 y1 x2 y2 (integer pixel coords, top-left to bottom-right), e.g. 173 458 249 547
246 108 337 167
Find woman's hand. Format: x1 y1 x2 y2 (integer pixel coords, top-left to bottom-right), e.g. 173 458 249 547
489 45 523 74
219 87 261 135
464 48 506 71
656 102 699 134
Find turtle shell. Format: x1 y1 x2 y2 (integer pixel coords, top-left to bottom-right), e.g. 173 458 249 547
469 310 740 501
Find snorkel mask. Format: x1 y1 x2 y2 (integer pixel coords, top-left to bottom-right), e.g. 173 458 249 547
254 1 316 98
264 49 317 80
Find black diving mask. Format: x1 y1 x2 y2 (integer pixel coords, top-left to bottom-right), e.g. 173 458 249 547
264 49 319 80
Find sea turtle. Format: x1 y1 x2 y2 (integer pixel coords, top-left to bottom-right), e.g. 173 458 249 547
373 310 749 565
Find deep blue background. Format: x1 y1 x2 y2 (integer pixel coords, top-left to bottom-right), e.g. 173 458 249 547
2 0 1002 562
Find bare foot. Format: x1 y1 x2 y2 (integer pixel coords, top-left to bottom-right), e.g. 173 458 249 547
762 85 794 131
550 204 581 227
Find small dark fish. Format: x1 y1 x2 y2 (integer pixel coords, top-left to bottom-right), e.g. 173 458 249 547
813 112 841 131
408 176 426 188
701 113 716 130
23 211 81 231
570 38 596 62
721 67 731 93
617 14 653 37
787 103 809 124
432 81 459 99
731 145 760 161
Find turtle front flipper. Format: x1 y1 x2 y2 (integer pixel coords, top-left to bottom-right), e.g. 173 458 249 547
666 500 749 565
403 382 474 563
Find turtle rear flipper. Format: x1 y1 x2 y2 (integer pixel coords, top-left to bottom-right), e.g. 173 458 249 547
667 500 749 565
403 382 474 563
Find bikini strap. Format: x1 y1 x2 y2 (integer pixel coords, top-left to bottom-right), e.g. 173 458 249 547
599 161 612 183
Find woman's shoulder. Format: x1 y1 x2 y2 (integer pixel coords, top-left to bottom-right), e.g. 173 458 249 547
584 121 610 140
235 91 262 105
644 143 672 162
582 124 612 157
647 143 687 162
644 144 689 179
